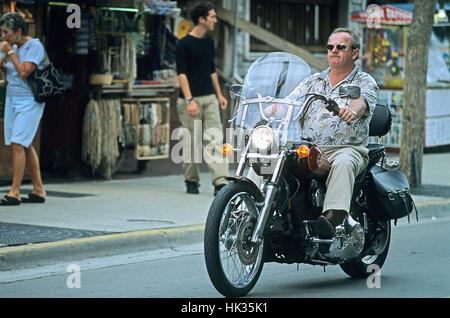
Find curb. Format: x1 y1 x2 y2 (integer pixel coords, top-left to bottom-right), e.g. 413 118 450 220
415 198 450 208
414 199 450 218
1 200 449 272
0 224 205 271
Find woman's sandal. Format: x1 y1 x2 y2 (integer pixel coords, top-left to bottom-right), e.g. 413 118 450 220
0 195 21 206
21 193 46 203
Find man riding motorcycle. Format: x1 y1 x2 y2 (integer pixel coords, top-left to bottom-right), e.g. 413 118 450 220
204 29 406 298
286 28 379 239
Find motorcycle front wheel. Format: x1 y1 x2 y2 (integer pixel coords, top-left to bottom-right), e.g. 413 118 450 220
340 220 391 278
204 182 264 297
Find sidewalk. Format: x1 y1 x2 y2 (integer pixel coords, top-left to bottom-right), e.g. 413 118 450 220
1 152 450 271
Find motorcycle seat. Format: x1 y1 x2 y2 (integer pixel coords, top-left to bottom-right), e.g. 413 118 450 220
367 143 385 153
367 143 385 167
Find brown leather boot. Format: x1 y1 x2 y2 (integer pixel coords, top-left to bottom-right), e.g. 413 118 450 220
315 210 348 239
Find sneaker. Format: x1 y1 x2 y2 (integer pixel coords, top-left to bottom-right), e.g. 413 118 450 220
185 181 199 194
213 184 226 196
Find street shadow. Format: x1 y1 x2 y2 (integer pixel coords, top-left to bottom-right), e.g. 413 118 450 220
0 189 95 198
248 274 408 298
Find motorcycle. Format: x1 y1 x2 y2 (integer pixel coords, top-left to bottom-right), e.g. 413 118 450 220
204 52 396 297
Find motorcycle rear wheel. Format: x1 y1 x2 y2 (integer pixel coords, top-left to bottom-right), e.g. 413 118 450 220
204 182 264 297
340 220 391 278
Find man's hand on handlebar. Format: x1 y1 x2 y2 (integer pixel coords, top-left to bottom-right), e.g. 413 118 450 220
338 107 357 124
325 98 358 124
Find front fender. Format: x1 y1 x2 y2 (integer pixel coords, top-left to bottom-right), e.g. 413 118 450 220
226 176 264 203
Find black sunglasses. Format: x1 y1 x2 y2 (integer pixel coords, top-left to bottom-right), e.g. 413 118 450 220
326 44 347 51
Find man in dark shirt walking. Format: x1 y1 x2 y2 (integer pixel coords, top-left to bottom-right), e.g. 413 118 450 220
175 1 229 195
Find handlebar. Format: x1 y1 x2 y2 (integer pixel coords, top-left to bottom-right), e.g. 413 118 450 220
293 93 341 121
229 92 348 126
324 99 340 115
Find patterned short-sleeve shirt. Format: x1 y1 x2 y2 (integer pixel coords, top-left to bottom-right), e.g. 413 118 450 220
287 66 378 146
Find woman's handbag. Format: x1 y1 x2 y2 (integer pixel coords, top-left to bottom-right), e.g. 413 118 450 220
26 52 65 103
368 165 418 224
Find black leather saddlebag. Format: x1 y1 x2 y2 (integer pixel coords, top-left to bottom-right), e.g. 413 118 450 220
368 165 418 224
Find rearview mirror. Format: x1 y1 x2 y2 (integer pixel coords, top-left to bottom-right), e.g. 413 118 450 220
339 85 360 99
229 84 244 98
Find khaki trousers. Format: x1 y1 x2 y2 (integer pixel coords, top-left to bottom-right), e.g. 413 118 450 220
320 145 368 213
176 94 229 186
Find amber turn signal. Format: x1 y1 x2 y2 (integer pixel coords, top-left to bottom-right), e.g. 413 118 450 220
222 143 233 156
296 145 310 158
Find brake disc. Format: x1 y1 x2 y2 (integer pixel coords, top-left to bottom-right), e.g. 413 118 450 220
236 217 260 265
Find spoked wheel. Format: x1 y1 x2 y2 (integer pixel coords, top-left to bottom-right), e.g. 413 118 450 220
340 220 391 278
204 182 264 297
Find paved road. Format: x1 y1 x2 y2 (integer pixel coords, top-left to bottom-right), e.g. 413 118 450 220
1 215 449 299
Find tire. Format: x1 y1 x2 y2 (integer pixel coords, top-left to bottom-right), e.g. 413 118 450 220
340 220 391 278
204 182 265 297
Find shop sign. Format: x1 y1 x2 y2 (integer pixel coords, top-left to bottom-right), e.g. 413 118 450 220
351 5 413 25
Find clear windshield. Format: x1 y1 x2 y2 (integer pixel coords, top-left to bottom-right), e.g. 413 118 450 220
233 52 311 145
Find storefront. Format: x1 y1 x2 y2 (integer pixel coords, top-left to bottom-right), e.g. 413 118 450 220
351 3 450 149
0 0 184 180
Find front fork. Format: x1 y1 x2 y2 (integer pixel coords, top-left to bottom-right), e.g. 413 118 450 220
249 151 287 244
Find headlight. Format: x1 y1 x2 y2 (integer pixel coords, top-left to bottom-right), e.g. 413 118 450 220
250 126 274 151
